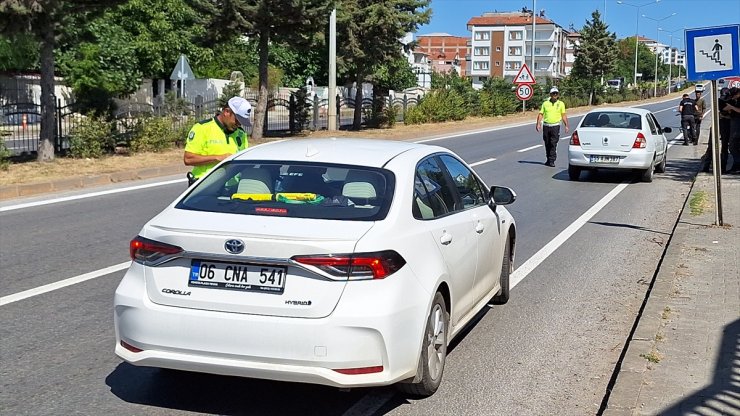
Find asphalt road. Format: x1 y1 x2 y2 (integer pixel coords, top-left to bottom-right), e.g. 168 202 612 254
0 97 707 415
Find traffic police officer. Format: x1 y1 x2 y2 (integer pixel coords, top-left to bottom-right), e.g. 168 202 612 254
535 86 569 167
184 96 252 184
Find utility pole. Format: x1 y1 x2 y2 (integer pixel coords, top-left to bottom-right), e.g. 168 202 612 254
525 0 536 113
328 9 337 131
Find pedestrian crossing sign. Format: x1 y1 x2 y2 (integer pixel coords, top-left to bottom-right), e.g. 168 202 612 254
686 25 740 81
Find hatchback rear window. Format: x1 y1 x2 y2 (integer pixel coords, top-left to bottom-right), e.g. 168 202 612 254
581 111 642 129
176 161 395 221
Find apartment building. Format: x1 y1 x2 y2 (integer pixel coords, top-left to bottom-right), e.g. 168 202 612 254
564 30 581 76
415 33 469 76
467 11 568 89
401 33 433 89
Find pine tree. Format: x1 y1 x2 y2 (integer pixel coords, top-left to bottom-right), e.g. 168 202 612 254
192 0 333 140
571 10 618 105
336 0 431 129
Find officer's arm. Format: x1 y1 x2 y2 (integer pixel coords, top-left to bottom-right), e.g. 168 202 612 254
184 151 230 166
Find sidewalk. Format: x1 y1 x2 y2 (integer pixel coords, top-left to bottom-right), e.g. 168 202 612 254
604 172 740 415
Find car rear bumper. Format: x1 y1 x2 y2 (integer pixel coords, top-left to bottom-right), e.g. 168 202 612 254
113 263 429 387
568 146 654 169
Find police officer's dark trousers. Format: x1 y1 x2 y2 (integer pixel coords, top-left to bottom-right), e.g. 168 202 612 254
681 115 696 145
543 125 560 163
702 118 730 173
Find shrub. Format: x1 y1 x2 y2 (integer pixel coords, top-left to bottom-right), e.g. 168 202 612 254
69 115 114 158
404 105 426 125
384 105 398 128
416 89 468 123
130 116 178 153
291 87 312 132
0 135 10 170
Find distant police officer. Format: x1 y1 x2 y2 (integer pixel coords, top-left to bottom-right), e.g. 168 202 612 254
678 93 697 146
728 87 740 173
184 97 252 184
535 86 570 167
693 89 706 145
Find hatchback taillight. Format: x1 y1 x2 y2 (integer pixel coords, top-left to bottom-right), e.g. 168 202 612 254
570 130 581 146
633 132 647 148
292 250 406 280
130 236 183 264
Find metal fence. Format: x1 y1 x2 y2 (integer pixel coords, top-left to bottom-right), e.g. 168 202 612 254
1 88 422 156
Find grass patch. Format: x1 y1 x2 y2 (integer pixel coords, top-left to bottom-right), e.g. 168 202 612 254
640 351 662 363
689 191 708 216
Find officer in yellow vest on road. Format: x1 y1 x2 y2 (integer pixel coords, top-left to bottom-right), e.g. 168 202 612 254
535 86 570 167
184 97 251 184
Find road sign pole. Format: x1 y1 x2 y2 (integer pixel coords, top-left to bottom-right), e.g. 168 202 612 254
710 79 723 226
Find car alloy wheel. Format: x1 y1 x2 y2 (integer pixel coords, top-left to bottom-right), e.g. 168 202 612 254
397 292 448 397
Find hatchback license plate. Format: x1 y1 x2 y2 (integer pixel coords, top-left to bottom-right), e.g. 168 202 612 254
189 260 287 294
590 155 620 164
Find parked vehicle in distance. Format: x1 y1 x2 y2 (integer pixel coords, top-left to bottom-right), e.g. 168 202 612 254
114 138 517 397
606 78 625 90
568 108 671 182
695 84 705 92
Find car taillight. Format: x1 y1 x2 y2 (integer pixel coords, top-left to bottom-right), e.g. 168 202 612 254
570 130 580 145
633 132 647 148
130 236 183 264
333 366 383 375
291 250 406 280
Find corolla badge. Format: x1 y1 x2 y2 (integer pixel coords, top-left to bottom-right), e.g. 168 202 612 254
224 239 245 254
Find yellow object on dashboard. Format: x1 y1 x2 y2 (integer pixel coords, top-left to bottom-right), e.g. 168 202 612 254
231 193 273 201
277 193 317 201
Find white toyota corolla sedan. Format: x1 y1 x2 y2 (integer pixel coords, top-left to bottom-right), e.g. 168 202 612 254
114 138 516 397
567 107 672 182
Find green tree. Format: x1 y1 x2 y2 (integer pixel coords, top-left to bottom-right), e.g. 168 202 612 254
571 10 617 105
372 56 417 92
0 32 38 71
614 37 662 86
336 0 431 129
193 0 333 140
0 0 125 161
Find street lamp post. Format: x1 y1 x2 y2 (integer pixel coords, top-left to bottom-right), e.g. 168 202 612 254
643 13 676 97
658 27 683 92
617 0 661 87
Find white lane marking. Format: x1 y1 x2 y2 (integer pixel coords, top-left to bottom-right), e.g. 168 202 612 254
509 182 630 289
470 157 497 167
517 145 543 153
0 261 131 306
0 178 186 213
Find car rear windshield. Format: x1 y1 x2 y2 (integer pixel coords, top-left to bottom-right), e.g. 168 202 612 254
581 111 642 129
176 161 395 221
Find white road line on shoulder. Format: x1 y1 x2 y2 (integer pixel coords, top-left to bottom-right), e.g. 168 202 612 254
0 178 186 213
517 145 543 152
0 261 131 307
509 182 630 289
470 157 497 167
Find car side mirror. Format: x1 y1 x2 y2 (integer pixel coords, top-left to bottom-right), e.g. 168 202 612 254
489 186 516 206
663 127 672 133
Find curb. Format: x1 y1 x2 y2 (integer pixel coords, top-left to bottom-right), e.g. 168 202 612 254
602 172 705 414
0 164 188 200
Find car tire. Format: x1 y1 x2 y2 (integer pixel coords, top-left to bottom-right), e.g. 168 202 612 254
397 292 448 397
655 152 667 173
568 164 581 181
640 157 655 183
491 235 511 305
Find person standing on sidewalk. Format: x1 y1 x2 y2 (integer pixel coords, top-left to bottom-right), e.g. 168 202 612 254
727 87 740 173
702 88 733 173
184 97 252 184
693 89 706 145
678 93 697 146
535 86 569 167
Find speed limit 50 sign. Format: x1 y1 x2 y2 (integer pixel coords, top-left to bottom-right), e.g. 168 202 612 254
516 84 534 100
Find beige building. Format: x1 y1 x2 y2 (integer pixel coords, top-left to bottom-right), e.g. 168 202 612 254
466 11 568 89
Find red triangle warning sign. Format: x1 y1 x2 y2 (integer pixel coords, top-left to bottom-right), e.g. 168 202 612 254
513 64 536 84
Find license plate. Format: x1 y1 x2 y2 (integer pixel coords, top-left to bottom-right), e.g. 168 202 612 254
189 260 287 294
589 155 620 164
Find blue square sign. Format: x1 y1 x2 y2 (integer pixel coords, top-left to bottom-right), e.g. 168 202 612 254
686 25 740 81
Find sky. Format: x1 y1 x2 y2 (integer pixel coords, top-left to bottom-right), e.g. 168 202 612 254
418 0 740 50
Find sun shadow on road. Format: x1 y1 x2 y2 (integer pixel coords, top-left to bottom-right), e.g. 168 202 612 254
657 319 740 415
105 363 365 415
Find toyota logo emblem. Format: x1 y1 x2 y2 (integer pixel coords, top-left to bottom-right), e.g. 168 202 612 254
224 239 245 254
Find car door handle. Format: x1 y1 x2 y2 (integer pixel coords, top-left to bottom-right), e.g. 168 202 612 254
475 222 485 234
440 233 453 245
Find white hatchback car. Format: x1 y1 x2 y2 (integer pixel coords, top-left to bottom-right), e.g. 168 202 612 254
114 138 517 397
567 107 671 182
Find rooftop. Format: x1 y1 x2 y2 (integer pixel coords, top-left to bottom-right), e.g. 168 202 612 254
467 12 555 27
